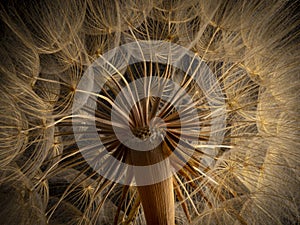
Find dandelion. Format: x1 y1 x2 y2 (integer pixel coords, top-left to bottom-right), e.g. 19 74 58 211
0 0 299 225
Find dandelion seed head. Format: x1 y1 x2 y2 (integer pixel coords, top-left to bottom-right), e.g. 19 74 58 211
0 0 299 224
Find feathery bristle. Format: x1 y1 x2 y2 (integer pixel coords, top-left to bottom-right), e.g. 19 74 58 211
0 0 299 224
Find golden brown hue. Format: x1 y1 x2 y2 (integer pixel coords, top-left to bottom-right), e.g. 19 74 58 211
0 0 299 225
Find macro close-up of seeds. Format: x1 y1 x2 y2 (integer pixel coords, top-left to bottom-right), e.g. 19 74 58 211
0 0 299 225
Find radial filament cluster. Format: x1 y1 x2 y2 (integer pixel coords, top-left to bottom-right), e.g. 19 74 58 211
0 0 299 225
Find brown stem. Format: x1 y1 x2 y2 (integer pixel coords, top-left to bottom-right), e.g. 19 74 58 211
129 144 175 225
138 177 174 225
